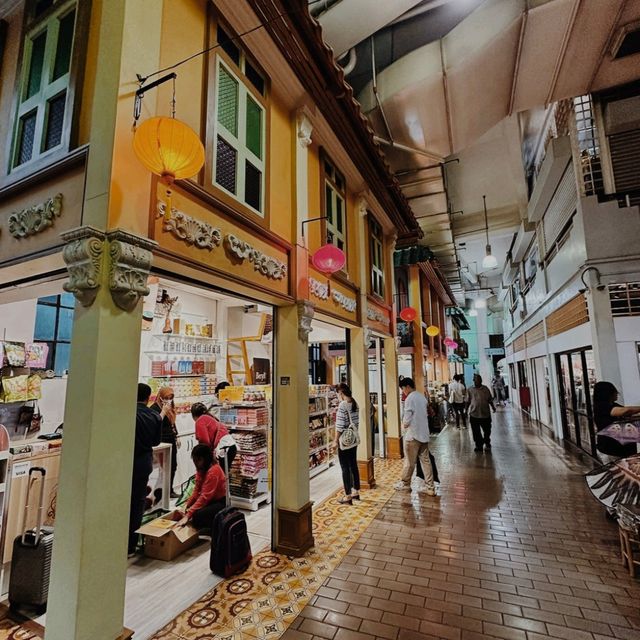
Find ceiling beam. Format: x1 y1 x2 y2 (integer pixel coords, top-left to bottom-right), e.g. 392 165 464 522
545 0 582 105
508 11 527 116
587 0 627 93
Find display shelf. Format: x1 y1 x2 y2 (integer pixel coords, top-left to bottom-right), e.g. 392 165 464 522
309 445 328 456
230 492 271 512
153 334 218 341
236 447 268 455
309 410 327 418
309 463 329 478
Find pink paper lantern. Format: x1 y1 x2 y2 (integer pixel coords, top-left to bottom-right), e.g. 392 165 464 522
450 341 458 350
312 244 346 275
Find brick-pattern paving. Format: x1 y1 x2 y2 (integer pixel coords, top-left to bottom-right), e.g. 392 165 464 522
284 411 640 640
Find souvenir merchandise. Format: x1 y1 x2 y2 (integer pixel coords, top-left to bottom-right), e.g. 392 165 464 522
4 342 26 367
25 343 49 370
27 375 42 400
2 375 29 403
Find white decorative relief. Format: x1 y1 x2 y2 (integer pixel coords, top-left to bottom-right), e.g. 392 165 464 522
309 277 329 300
225 234 287 280
332 290 357 313
156 203 222 251
367 306 387 324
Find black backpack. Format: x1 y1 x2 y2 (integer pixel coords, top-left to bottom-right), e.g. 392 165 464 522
210 506 252 577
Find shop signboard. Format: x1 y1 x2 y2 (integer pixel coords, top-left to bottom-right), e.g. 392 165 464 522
308 267 358 324
485 348 505 356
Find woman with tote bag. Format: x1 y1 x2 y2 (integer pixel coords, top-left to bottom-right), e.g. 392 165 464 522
333 383 361 505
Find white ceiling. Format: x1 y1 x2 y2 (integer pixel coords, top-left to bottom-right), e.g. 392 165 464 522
316 0 640 305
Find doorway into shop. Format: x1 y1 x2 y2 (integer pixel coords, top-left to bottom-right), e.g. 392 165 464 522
368 335 386 457
556 349 596 457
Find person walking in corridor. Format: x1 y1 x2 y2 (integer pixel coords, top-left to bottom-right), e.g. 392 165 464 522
448 374 468 428
467 374 496 452
333 383 361 505
396 378 435 495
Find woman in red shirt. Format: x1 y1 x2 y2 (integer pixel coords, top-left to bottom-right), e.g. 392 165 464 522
191 403 237 472
177 444 227 530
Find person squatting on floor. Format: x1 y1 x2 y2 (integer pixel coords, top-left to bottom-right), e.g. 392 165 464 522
396 377 435 495
467 373 496 452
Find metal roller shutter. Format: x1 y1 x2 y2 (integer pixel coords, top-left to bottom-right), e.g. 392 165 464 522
609 129 640 207
542 167 577 252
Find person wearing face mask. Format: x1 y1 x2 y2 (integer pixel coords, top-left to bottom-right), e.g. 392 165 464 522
151 386 179 498
332 382 361 505
176 444 227 532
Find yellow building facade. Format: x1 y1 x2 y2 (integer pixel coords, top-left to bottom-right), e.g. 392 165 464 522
0 1 420 638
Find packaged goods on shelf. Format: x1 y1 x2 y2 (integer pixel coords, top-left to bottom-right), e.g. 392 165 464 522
233 431 267 451
228 475 259 499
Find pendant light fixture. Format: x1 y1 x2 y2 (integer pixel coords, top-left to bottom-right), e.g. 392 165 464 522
481 195 498 270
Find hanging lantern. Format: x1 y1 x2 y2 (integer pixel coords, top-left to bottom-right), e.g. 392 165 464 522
312 243 346 275
443 337 454 348
399 307 417 322
133 116 205 221
450 340 458 350
426 325 440 337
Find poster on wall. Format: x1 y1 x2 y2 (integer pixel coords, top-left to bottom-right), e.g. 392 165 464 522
252 358 271 385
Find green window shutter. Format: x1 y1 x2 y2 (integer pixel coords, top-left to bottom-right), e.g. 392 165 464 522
26 31 47 99
52 9 75 80
245 95 262 159
217 65 238 137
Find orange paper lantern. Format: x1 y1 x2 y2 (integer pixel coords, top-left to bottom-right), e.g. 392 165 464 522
133 116 205 219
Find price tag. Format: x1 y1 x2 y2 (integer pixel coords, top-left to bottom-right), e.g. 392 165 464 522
12 461 31 479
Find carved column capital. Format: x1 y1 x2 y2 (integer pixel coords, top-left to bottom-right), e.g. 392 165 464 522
297 300 315 342
296 108 314 148
61 226 106 307
106 230 157 312
364 326 374 347
356 195 369 218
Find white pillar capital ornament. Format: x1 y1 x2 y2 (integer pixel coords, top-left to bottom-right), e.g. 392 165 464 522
357 195 369 218
296 109 314 148
61 226 106 307
297 300 315 341
107 229 157 312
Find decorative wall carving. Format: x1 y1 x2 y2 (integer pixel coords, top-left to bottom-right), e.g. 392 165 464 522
309 277 329 300
364 326 374 346
107 230 157 312
298 301 315 341
367 306 387 324
225 233 287 280
61 226 106 307
332 290 357 313
156 203 222 250
296 109 313 148
9 193 63 239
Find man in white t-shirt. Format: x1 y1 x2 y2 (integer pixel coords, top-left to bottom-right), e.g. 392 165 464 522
395 378 435 495
448 374 468 429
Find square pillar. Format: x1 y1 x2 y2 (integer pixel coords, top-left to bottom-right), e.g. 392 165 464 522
273 302 314 556
46 229 155 640
384 336 402 459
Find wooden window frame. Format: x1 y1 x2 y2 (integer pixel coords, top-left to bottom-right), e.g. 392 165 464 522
4 0 90 185
34 293 74 376
319 150 347 272
368 214 385 299
204 15 270 226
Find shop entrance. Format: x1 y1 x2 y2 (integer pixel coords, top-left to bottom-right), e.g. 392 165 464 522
368 335 386 458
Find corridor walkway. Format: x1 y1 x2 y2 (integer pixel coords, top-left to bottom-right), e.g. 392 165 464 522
285 408 640 640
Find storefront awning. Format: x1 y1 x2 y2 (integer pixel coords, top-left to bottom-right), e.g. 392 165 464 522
445 306 470 331
393 245 434 267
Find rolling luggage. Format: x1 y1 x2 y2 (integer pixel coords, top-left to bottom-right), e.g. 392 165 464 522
9 467 53 614
210 446 252 577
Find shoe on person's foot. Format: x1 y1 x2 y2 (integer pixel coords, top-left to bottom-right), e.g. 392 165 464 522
485 444 492 451
394 481 410 490
474 447 483 452
351 492 361 500
338 496 353 505
170 491 180 499
418 485 436 496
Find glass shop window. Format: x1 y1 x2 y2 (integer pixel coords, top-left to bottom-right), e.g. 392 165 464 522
34 293 75 376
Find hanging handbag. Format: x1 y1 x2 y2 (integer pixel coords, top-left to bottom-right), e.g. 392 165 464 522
338 411 361 451
29 401 42 435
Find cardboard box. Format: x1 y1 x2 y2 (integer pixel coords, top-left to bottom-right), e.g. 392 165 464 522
136 511 199 561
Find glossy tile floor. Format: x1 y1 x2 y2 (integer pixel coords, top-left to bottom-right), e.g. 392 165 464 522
286 409 640 640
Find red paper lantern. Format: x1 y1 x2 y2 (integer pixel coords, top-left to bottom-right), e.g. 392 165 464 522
312 244 346 275
399 307 417 322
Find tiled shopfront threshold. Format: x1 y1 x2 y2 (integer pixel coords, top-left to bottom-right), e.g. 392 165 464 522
152 460 401 640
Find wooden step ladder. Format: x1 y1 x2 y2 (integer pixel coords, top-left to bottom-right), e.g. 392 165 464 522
225 313 269 385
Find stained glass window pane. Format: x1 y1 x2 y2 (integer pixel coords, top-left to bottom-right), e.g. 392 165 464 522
54 342 71 376
44 91 66 150
216 136 237 194
56 307 74 341
217 66 238 137
246 96 262 159
34 304 56 341
17 111 37 165
26 31 46 99
245 160 261 211
53 10 75 80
